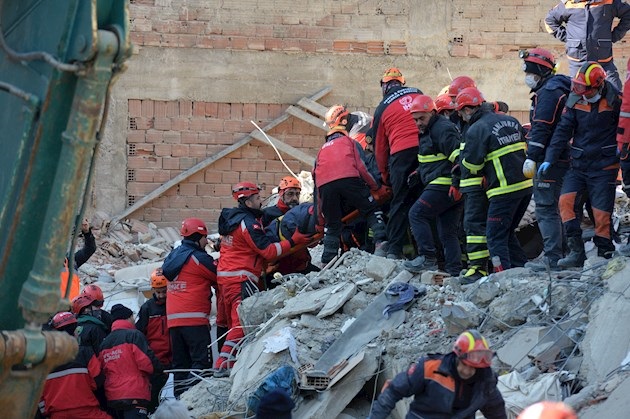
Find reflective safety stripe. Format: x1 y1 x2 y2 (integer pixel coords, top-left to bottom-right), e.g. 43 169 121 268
485 142 527 161
274 242 282 256
486 179 533 199
468 249 490 260
219 352 238 361
620 111 630 118
528 141 545 149
47 368 88 380
429 177 452 186
167 312 208 320
418 153 447 163
448 149 460 162
460 177 483 187
462 158 485 174
217 270 259 282
466 236 487 244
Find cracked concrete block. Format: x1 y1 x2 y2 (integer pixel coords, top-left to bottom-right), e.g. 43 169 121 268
440 301 480 335
496 326 548 370
466 279 500 308
342 291 370 317
278 285 340 318
363 257 396 281
487 291 535 331
318 282 356 318
239 286 289 334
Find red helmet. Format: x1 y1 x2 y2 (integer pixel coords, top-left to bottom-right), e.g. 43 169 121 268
324 105 350 135
572 61 606 95
455 87 485 111
409 95 436 114
278 176 301 191
452 330 493 368
517 401 577 419
448 76 477 98
50 311 77 330
381 67 405 85
81 284 104 306
151 268 168 288
71 294 96 315
520 48 555 71
232 182 260 200
435 93 456 113
180 217 208 237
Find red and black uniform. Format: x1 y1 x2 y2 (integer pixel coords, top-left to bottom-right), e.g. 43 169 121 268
370 352 506 419
76 314 108 355
314 131 386 263
39 346 111 419
215 205 294 370
161 238 217 396
96 320 162 418
372 85 423 257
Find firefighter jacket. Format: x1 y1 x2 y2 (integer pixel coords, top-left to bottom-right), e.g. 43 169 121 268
40 345 105 418
415 114 461 191
76 314 108 355
461 108 533 200
618 58 630 190
266 203 316 274
96 320 161 409
371 86 423 184
546 81 621 171
545 0 630 65
526 74 572 164
369 352 507 419
162 239 217 329
136 296 171 366
217 205 293 285
313 132 379 190
261 198 289 227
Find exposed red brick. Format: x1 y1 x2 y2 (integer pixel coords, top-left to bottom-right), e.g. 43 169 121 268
129 99 142 117
179 157 197 169
128 130 146 143
154 144 172 156
162 157 180 170
166 101 179 117
217 103 231 119
204 170 223 183
179 100 193 117
177 183 198 196
231 37 248 49
181 132 200 144
146 130 164 143
222 171 240 184
189 144 208 157
171 144 190 157
171 117 190 131
192 102 206 117
141 100 154 117
154 101 167 118
205 102 218 117
153 117 172 131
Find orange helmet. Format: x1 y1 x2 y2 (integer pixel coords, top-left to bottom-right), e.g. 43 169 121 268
520 48 555 72
455 87 485 111
452 329 493 368
71 294 96 315
81 284 104 306
324 105 350 135
409 95 436 114
517 401 577 419
50 311 77 330
232 182 260 200
572 61 606 95
435 93 456 113
151 268 168 288
278 176 301 191
448 76 477 98
180 217 208 237
381 67 405 84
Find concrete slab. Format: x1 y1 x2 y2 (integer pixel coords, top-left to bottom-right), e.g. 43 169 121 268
580 375 630 419
363 257 396 281
440 301 480 335
497 327 549 370
114 261 163 285
277 284 342 319
317 282 357 318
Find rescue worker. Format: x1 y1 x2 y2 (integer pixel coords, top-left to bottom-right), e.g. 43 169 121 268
72 293 109 355
404 95 464 276
161 217 217 397
214 182 312 376
616 57 630 256
369 330 506 419
60 217 96 300
541 61 622 266
447 75 478 131
314 105 388 263
435 93 456 118
262 176 301 226
136 268 171 413
518 401 577 419
81 284 113 332
96 304 162 419
39 312 111 419
519 48 572 271
458 87 533 272
369 67 423 259
545 0 630 90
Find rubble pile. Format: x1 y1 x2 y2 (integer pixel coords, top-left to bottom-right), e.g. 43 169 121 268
174 245 630 419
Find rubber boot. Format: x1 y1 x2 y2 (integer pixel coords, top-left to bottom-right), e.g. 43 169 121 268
557 236 586 268
321 235 340 264
216 325 228 358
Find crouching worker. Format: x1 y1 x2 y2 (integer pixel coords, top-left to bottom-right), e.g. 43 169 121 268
369 330 507 419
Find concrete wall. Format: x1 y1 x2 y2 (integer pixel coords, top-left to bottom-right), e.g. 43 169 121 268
95 0 630 230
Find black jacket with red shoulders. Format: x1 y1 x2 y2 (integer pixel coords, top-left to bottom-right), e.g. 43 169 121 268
136 296 171 366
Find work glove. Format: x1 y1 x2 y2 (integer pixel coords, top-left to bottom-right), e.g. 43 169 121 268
288 227 314 247
448 186 462 202
522 158 536 179
537 162 551 177
407 170 420 188
371 185 393 203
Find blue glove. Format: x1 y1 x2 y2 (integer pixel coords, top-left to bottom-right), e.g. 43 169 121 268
537 162 551 176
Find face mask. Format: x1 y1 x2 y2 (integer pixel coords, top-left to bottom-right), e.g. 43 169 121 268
583 93 601 103
524 74 540 90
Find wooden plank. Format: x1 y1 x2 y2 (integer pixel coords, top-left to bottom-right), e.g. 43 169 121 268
109 86 331 228
297 97 328 117
250 130 315 166
286 105 327 130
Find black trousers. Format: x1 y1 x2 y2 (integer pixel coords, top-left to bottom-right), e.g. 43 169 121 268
169 324 212 397
385 148 419 255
